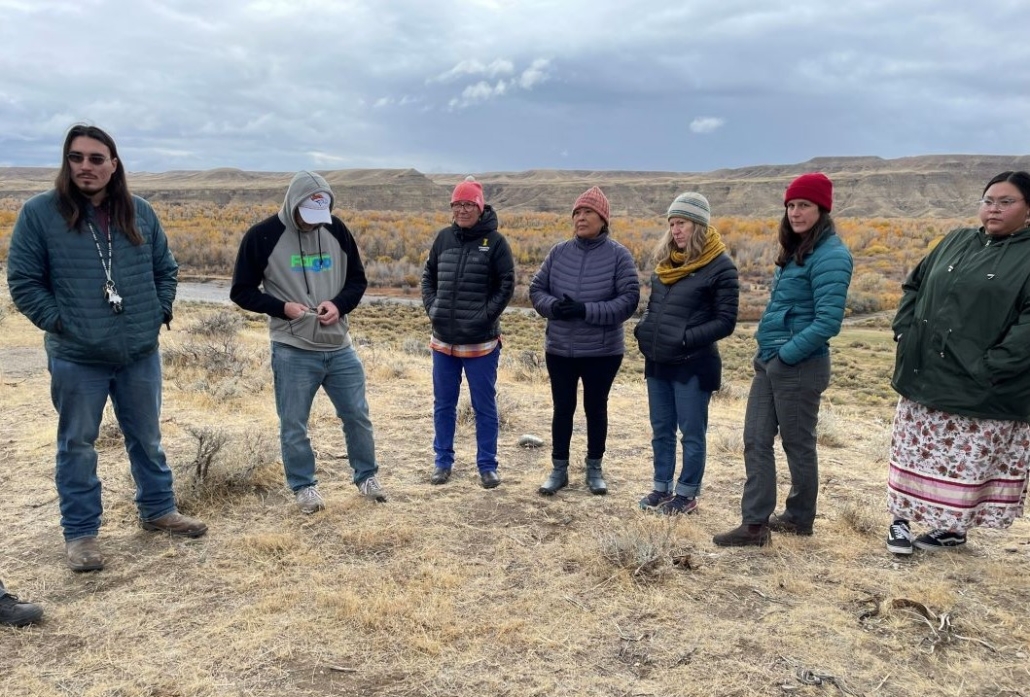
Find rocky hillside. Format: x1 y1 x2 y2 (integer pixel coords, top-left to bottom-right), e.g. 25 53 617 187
3 154 1029 218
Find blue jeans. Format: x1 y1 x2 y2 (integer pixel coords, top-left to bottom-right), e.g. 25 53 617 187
432 346 500 472
271 342 378 490
647 375 711 498
741 354 831 526
49 351 177 541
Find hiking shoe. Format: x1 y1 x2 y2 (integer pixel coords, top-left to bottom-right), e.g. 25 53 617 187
886 519 913 555
358 475 387 502
712 523 771 547
66 537 105 572
639 490 673 511
914 529 966 551
768 512 813 536
141 512 208 538
659 495 698 516
295 486 326 514
0 593 44 627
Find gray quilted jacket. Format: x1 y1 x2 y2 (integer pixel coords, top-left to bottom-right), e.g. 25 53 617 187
530 231 640 357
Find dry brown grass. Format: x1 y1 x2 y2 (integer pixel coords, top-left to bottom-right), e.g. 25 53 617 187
1 299 1028 697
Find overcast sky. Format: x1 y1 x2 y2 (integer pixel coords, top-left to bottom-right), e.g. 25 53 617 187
1 0 1028 174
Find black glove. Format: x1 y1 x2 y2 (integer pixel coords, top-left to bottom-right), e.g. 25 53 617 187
552 298 572 320
561 294 587 320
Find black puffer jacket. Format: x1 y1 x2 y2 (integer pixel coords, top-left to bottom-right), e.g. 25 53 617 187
634 253 739 390
421 206 515 344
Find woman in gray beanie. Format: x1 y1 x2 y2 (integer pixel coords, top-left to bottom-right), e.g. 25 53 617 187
634 192 739 514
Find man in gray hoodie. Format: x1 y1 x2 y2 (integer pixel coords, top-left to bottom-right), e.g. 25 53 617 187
231 171 385 513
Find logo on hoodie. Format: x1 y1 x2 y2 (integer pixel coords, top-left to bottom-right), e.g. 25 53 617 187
291 253 333 272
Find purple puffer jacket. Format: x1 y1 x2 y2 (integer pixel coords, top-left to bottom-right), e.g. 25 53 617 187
530 231 640 357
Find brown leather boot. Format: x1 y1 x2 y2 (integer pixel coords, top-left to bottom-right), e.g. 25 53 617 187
712 523 771 547
768 512 813 536
141 512 208 538
66 537 105 572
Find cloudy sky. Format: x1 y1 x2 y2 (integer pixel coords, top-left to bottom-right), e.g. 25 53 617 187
1 0 1028 174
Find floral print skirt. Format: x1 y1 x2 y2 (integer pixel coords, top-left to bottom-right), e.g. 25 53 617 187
887 397 1030 531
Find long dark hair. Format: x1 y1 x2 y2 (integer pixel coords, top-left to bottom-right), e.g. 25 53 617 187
982 170 1030 200
775 209 832 267
56 124 142 245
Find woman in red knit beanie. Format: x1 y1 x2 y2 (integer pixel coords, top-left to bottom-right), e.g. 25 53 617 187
713 172 853 547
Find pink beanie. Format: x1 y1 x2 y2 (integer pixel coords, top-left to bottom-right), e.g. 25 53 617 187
451 176 485 212
784 172 833 211
572 186 610 224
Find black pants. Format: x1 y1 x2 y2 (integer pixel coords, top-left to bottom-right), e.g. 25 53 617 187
545 353 623 460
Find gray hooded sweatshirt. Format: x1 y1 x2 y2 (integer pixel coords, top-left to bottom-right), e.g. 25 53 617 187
230 171 368 350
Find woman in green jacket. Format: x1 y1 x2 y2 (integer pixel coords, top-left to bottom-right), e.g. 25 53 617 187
886 171 1030 555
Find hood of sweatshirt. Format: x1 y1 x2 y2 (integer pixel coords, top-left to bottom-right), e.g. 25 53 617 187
278 171 335 232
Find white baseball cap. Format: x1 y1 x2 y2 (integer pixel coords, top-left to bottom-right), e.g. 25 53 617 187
298 192 332 225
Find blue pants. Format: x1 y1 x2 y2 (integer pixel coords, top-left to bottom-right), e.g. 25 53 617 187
646 375 711 498
49 351 177 541
431 347 500 472
271 342 378 490
741 354 831 526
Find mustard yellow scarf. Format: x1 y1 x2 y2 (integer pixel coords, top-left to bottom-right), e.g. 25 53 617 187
655 228 727 285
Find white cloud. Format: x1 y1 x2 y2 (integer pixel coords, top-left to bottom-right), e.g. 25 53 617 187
448 80 509 110
432 59 515 83
308 151 350 165
690 117 725 134
518 58 551 90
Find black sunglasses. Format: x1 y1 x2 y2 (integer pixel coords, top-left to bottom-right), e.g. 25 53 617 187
67 152 110 166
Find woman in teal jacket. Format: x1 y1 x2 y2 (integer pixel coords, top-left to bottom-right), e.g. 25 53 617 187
714 173 853 547
885 171 1030 555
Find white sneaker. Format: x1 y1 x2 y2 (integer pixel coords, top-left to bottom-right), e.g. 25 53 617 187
295 485 325 514
357 475 387 503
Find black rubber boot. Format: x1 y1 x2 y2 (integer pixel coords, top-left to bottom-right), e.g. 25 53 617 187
585 457 607 495
538 459 569 496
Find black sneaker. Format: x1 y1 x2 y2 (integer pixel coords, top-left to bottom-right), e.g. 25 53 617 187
886 519 913 555
914 529 966 551
0 593 44 627
638 490 673 511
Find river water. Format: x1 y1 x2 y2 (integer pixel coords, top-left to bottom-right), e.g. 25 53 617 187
175 281 424 308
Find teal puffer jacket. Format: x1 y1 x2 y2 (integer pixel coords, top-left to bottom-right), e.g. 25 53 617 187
755 227 853 365
891 226 1030 422
7 190 177 366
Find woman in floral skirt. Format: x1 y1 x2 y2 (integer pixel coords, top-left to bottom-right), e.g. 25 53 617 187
886 171 1030 554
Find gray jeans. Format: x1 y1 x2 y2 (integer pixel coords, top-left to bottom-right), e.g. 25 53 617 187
740 354 831 525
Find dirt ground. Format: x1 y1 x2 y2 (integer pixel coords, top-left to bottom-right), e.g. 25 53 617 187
1 300 1028 697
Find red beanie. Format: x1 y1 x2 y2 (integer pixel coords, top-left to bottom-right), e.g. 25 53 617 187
572 186 610 224
451 177 485 212
784 172 833 211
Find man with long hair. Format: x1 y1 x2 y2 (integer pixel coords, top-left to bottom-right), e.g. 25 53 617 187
7 124 207 573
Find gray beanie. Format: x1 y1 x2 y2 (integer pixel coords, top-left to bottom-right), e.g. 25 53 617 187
667 192 711 226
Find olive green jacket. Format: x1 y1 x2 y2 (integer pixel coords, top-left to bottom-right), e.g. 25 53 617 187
892 225 1030 422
